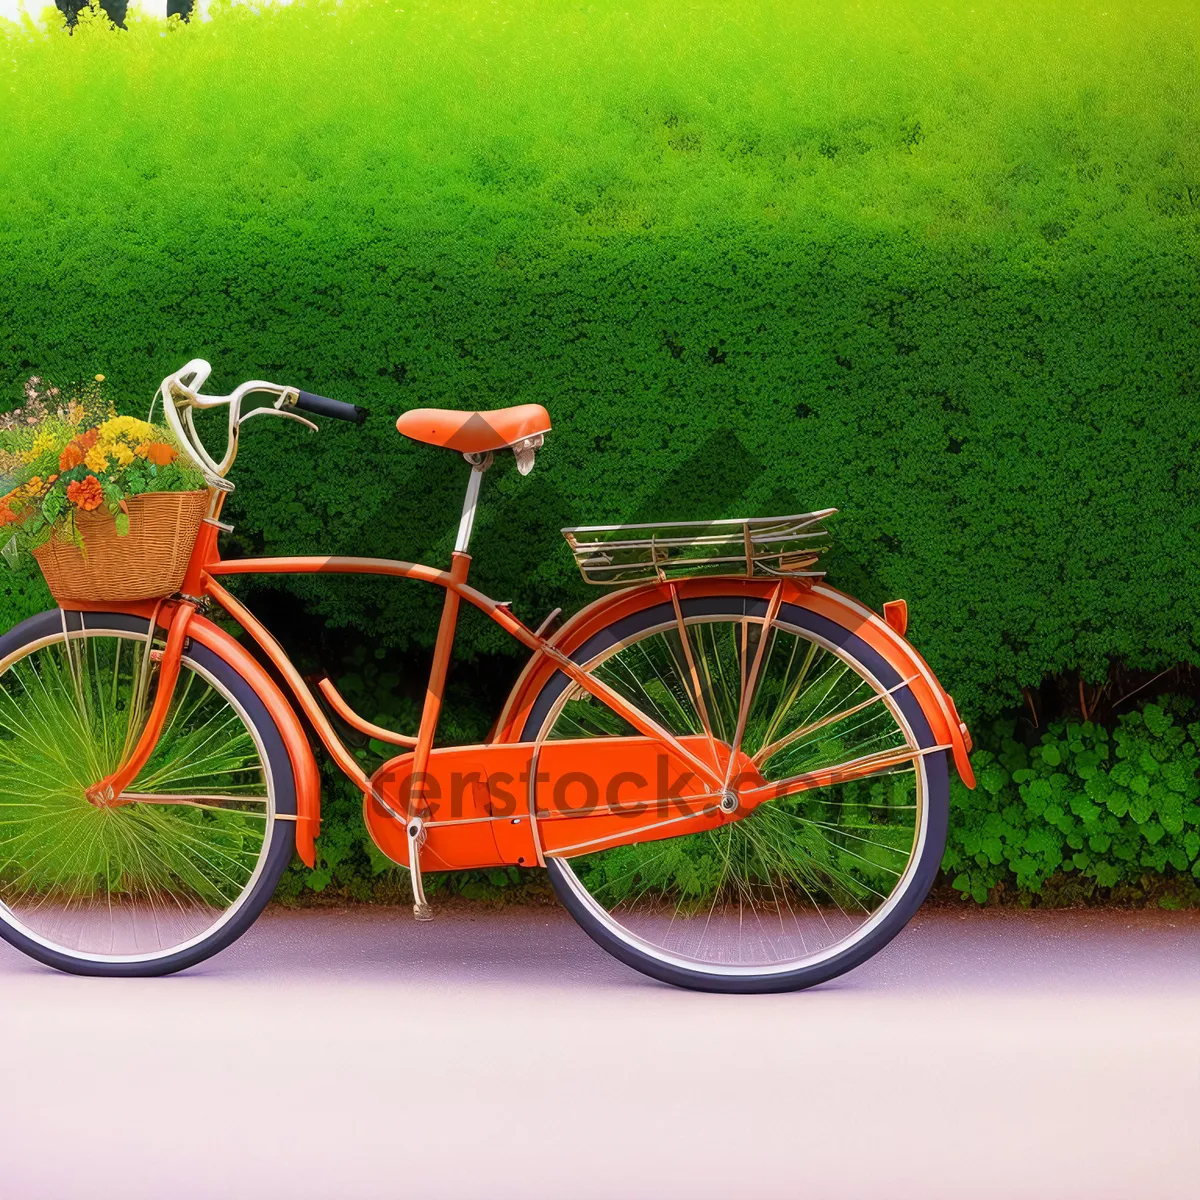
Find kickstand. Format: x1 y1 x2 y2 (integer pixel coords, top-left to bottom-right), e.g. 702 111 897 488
407 816 433 921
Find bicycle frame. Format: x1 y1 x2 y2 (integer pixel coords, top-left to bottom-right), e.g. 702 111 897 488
73 360 974 909
77 504 974 874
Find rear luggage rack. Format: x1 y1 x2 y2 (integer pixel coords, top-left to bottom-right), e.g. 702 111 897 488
562 510 836 586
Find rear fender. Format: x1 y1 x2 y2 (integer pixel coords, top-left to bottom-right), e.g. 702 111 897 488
496 577 975 788
804 585 975 788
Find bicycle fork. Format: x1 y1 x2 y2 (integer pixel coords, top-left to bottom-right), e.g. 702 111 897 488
83 601 196 808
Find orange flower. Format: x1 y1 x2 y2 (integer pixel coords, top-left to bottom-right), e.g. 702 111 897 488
137 441 177 466
60 429 99 471
0 505 18 527
66 475 104 512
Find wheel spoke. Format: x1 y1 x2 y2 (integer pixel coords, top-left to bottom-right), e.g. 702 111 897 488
668 584 715 749
743 743 949 804
753 673 919 767
722 583 782 790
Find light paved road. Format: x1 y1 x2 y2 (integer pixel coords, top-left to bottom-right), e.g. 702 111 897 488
0 905 1196 1199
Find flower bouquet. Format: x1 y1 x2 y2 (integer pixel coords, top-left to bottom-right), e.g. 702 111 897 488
0 376 209 603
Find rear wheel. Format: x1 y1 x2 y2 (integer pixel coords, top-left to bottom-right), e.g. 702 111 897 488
522 593 950 993
0 610 296 977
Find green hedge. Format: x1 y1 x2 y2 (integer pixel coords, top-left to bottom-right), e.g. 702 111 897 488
1 0 1197 720
1 1 1197 902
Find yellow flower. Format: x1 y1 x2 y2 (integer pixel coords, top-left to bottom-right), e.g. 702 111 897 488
94 374 105 382
98 415 155 443
22 475 43 495
84 445 110 474
21 430 57 464
113 443 135 467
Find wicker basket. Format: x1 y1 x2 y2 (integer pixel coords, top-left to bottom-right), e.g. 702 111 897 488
33 490 210 604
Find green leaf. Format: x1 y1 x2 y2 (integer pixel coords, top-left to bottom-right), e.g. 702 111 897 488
1021 777 1053 813
1129 793 1154 823
114 511 130 537
979 763 1008 794
1143 705 1171 736
1105 788 1130 818
41 490 63 523
1159 794 1185 835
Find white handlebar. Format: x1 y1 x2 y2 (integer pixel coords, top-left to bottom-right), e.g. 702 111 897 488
154 359 317 491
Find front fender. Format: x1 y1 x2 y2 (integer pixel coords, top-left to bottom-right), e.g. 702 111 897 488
185 614 323 864
7 602 324 865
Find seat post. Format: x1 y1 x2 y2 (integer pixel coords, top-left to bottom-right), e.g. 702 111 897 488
454 453 491 553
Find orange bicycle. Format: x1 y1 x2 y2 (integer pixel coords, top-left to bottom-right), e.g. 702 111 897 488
0 360 974 991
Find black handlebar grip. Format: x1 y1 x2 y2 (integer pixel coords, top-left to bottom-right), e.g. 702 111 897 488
293 389 369 425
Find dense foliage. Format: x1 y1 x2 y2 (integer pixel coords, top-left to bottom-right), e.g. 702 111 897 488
946 701 1200 905
0 0 1197 719
0 1 1197 903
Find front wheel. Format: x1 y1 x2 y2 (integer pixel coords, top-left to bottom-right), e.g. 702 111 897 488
0 610 297 977
522 592 950 993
